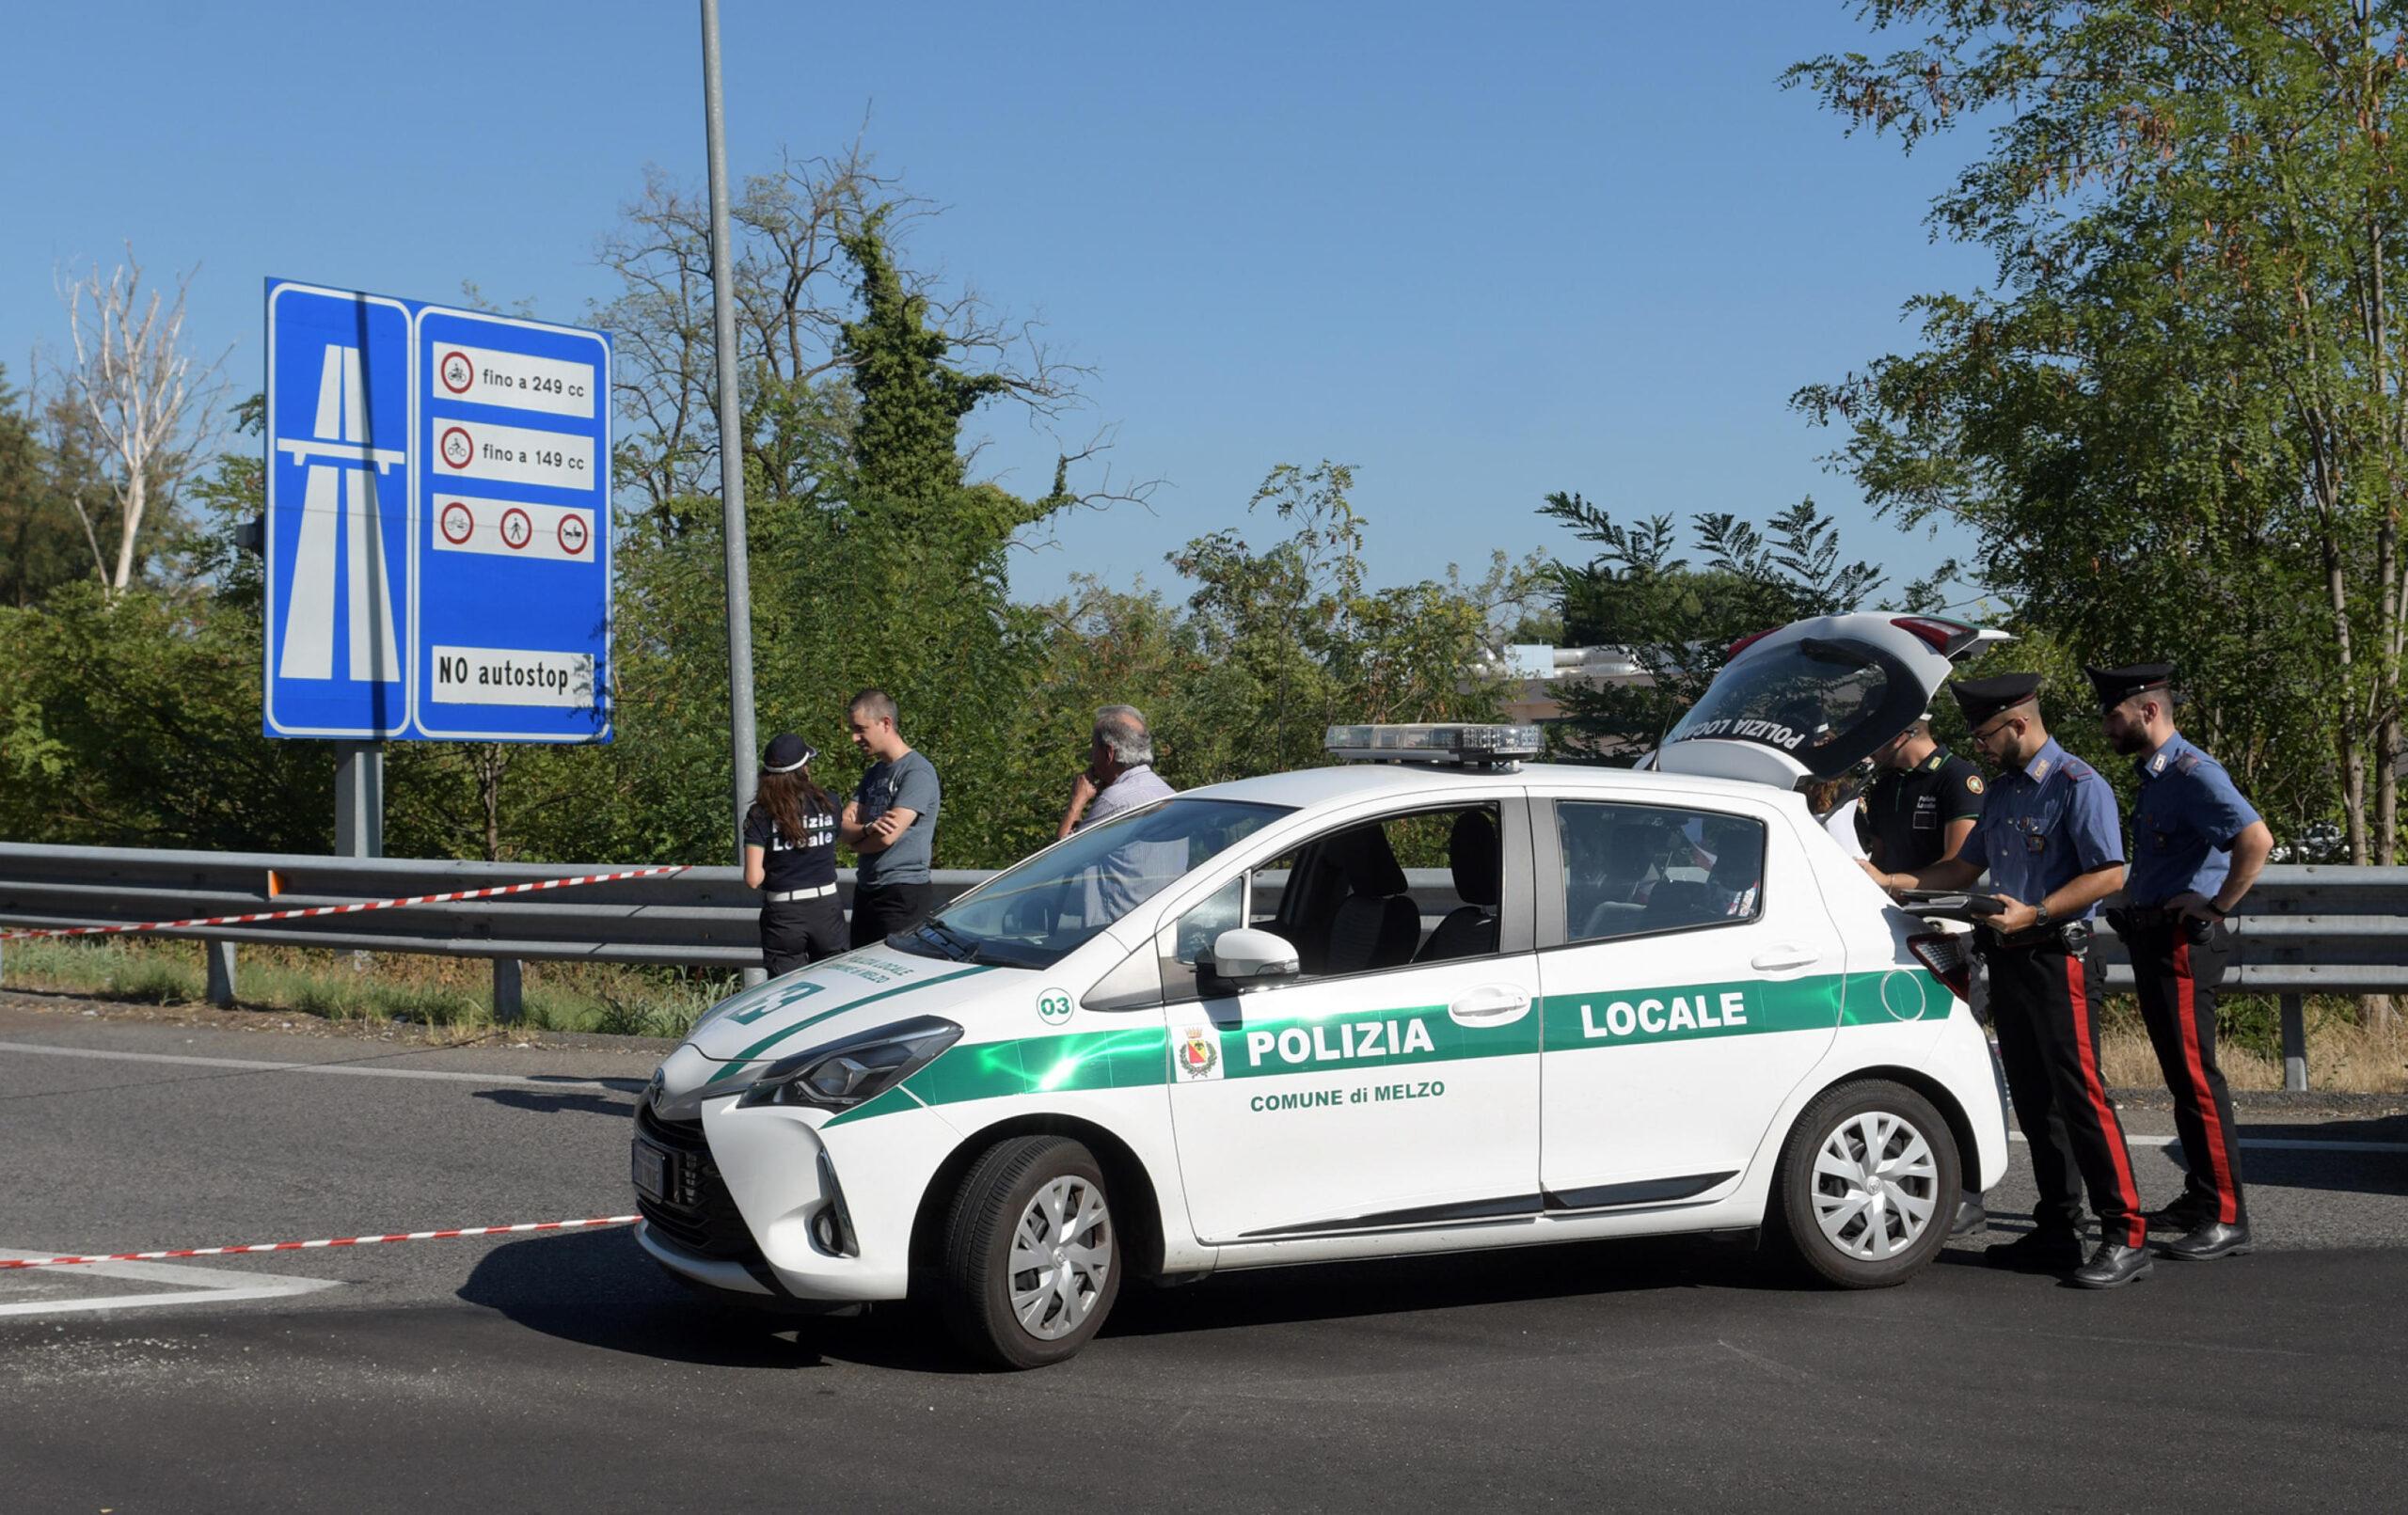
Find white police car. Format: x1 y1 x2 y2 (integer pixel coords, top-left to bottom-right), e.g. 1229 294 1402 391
633 612 2009 1367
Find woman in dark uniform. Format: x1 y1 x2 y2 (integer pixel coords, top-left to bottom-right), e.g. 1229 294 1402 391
742 733 844 976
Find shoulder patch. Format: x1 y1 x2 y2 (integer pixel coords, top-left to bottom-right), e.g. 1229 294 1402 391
2175 752 2202 775
1966 773 1985 795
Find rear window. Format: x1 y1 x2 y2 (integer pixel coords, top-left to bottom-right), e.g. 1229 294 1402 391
1663 637 1922 778
1558 801 1766 943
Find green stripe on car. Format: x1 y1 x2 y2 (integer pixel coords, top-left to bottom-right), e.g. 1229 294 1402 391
825 1024 1170 1127
819 965 1951 1124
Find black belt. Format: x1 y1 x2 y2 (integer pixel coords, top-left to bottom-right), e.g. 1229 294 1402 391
1982 920 2092 953
2106 905 2181 932
2106 906 2229 945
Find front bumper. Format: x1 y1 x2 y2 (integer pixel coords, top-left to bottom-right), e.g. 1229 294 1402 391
632 1092 957 1303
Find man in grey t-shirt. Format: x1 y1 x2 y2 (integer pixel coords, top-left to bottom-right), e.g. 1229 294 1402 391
1058 704 1180 925
841 688 943 947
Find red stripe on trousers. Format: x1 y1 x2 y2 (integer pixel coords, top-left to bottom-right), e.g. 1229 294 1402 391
2065 952 2143 1246
2172 937 2240 1224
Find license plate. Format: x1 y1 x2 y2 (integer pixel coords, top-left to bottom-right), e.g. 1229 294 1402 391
630 1139 673 1202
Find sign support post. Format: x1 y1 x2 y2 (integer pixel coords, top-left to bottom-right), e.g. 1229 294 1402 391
333 742 385 859
701 0 765 987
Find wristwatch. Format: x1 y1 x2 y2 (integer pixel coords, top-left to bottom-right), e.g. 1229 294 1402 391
2033 904 2052 928
2203 900 2230 918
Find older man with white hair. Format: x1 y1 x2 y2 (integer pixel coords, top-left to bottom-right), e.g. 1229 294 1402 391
1056 704 1176 839
1056 705 1181 929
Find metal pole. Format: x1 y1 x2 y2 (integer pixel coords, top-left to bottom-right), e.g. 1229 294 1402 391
699 0 764 989
699 0 764 986
2280 992 2309 1093
333 742 384 858
204 940 238 1009
334 742 383 973
494 956 525 1025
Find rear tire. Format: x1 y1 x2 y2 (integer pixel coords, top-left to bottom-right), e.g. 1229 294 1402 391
938 1135 1121 1368
1767 1079 1960 1288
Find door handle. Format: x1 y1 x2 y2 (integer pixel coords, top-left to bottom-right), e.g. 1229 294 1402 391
1750 946 1820 972
1448 986 1532 1023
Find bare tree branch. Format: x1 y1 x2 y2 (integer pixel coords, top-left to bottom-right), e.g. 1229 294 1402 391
52 246 227 593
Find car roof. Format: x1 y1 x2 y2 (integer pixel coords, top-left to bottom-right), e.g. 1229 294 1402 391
1180 761 1808 813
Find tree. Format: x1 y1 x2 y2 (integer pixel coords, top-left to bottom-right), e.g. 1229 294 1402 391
553 195 1130 872
595 150 887 518
1787 2 2408 862
1170 463 1543 780
54 249 225 594
0 366 103 608
1538 494 1898 756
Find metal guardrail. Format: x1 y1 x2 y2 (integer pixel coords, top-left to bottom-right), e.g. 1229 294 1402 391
0 843 986 1019
0 844 2395 1089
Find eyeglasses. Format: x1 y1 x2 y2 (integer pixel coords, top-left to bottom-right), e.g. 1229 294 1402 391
1970 714 2020 748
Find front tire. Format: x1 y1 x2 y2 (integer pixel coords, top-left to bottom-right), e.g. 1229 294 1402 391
938 1136 1121 1369
1768 1080 1960 1288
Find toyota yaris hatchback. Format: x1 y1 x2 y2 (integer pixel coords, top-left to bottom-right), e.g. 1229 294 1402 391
632 612 2010 1367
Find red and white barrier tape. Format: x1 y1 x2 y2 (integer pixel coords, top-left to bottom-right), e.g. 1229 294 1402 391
0 865 691 941
0 1214 641 1268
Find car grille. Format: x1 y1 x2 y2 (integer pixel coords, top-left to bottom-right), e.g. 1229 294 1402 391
634 1102 763 1262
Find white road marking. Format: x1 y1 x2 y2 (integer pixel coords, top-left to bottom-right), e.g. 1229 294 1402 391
0 1249 339 1319
2011 1130 2408 1154
0 1040 626 1088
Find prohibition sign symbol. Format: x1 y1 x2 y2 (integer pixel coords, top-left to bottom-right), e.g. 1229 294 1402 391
438 349 474 394
438 500 475 545
499 507 534 551
439 425 474 470
557 513 591 556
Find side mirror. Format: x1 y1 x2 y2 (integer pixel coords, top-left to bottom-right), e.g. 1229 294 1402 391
1203 927 1301 990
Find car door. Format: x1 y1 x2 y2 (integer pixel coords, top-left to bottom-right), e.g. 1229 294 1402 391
1157 797 1544 1243
1534 790 1846 1207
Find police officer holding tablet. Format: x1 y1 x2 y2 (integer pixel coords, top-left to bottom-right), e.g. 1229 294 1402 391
1867 673 2152 1288
2092 662 2272 1262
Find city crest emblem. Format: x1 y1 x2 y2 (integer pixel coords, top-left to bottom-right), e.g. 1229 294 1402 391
1175 1026 1223 1081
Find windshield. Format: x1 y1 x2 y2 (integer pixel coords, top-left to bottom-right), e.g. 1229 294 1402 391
1664 636 1925 779
895 797 1291 970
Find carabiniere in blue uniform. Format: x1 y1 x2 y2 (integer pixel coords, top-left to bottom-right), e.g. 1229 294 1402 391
2093 661 2262 1259
1943 672 2148 1279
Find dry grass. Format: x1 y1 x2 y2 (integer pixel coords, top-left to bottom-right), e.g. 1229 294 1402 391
0 935 734 1039
2097 995 2408 1094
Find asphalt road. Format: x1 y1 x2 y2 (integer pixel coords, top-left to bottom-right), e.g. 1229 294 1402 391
3 990 2403 1512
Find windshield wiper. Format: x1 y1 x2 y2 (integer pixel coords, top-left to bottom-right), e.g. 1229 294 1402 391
906 917 989 963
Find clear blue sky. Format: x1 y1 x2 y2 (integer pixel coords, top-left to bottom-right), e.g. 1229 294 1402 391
0 0 1988 617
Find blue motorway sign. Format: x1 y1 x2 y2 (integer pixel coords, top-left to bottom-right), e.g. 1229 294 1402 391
263 279 612 743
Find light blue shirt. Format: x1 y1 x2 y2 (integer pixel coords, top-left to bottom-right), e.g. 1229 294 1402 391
2127 732 2261 906
1959 738 2124 919
1071 765 1176 832
1076 765 1181 923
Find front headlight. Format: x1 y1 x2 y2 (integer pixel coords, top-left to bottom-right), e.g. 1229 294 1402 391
734 1016 963 1112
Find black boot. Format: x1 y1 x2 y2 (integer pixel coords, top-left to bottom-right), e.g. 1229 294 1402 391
1949 1195 1988 1238
2160 1221 2253 1261
2068 1239 2153 1289
2143 1191 2212 1234
1983 1228 2082 1272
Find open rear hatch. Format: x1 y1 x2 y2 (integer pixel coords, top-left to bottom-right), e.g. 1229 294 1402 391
1650 613 2004 811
